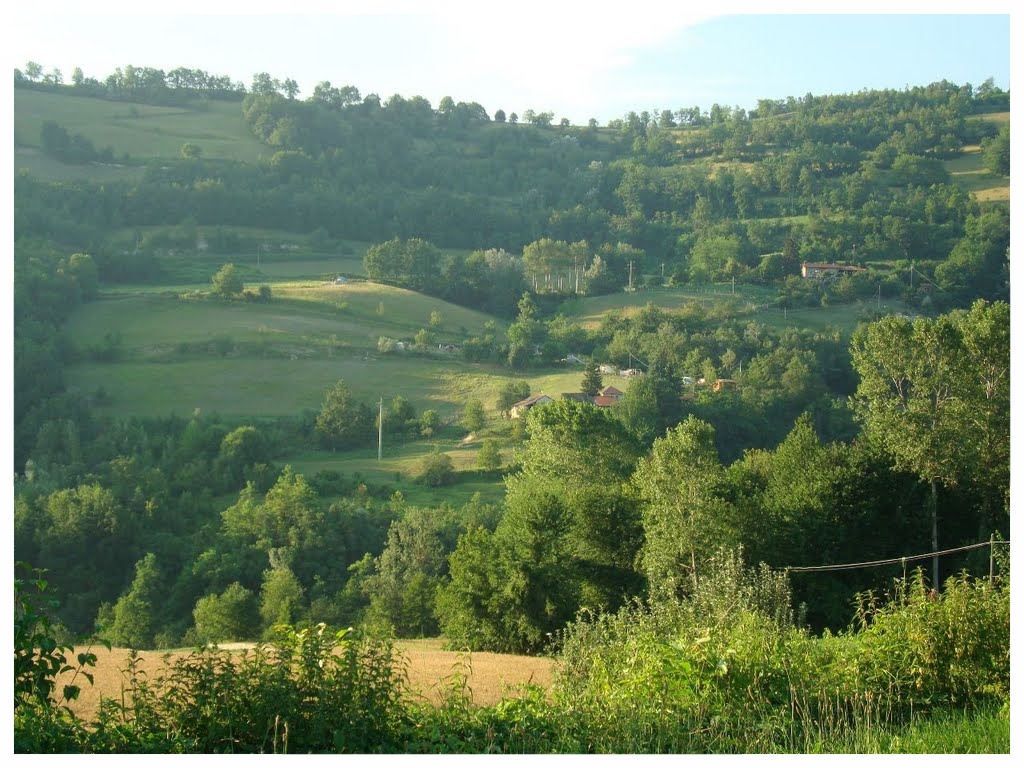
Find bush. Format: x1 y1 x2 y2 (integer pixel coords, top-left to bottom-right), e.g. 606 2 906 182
14 563 104 752
845 568 1010 709
103 624 409 753
415 451 455 487
211 263 243 297
551 550 1010 752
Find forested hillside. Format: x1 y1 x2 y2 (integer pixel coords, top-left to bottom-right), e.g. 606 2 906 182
12 63 1009 671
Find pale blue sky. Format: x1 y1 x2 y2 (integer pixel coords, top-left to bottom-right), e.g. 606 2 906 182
7 3 1013 126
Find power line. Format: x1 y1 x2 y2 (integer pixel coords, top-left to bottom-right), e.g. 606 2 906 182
786 540 1008 574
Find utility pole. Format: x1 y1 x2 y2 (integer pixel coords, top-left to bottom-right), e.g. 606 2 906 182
628 260 633 292
377 397 383 461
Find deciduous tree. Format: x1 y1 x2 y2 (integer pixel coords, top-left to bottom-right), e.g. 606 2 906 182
462 398 486 433
631 416 734 601
315 380 373 451
850 311 972 587
211 263 243 297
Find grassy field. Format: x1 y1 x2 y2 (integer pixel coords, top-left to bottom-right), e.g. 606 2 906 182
13 89 264 169
13 144 149 183
559 283 899 337
943 144 1010 203
61 275 633 507
67 282 505 358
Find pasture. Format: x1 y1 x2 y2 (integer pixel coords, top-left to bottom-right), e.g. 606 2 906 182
944 144 1010 203
61 277 630 507
13 89 264 166
559 283 888 337
66 282 506 362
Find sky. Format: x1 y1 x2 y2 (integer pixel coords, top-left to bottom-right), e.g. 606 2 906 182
5 3 1013 127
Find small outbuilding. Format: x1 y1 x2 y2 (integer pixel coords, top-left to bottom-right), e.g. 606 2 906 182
510 393 553 418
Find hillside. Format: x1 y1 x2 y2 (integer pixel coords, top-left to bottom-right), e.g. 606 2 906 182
12 74 1010 678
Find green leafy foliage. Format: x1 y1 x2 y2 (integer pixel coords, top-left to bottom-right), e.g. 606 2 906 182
14 563 106 752
476 439 503 471
315 379 374 451
112 624 409 753
415 451 456 487
632 416 734 601
461 398 486 433
210 262 243 297
191 582 260 645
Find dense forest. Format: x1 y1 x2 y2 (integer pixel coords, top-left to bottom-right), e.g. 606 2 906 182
12 58 1009 731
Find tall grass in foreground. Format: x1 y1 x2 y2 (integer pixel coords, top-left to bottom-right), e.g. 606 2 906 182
15 550 1009 753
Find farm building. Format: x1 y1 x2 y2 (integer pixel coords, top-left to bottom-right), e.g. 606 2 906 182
558 386 624 409
510 393 553 418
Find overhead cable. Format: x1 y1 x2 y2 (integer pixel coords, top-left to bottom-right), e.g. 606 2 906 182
786 540 1008 573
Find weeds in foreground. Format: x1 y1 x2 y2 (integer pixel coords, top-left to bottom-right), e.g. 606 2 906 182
15 556 1009 753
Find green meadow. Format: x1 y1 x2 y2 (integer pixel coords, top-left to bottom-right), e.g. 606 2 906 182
945 144 1010 202
62 270 640 506
13 89 265 167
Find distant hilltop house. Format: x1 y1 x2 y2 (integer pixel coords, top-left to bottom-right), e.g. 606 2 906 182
713 378 738 393
510 393 553 418
801 262 865 280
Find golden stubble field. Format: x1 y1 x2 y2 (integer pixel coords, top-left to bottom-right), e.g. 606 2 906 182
59 638 557 722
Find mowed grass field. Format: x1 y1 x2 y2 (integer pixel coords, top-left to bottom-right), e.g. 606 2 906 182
65 283 509 419
944 145 1010 203
560 283 900 337
13 88 265 171
62 278 607 505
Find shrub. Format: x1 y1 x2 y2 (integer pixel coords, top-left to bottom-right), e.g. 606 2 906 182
14 563 104 752
846 568 1010 709
128 624 409 753
476 439 503 471
416 451 455 487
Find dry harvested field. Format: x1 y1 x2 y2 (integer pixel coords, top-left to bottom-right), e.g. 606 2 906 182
59 638 557 722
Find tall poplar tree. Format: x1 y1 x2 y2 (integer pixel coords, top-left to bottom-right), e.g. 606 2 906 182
850 309 991 588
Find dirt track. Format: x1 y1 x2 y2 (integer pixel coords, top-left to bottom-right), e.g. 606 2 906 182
59 638 557 722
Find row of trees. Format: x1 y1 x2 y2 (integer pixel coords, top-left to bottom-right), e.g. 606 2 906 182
16 61 246 103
